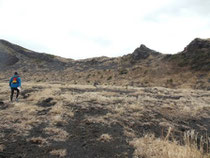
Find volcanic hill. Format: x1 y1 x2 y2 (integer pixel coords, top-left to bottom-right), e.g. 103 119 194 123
0 38 210 89
0 38 210 157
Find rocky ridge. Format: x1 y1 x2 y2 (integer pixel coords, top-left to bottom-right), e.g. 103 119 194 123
166 38 210 71
0 38 209 89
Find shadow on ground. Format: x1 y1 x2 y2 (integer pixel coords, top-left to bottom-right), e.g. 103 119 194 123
1 85 210 157
0 102 134 158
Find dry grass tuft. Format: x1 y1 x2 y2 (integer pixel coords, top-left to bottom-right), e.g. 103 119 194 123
97 134 113 142
0 144 5 152
130 134 210 158
0 82 210 157
50 149 67 157
130 128 210 158
44 127 69 142
28 137 47 145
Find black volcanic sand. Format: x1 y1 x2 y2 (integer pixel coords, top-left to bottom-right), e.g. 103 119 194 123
0 106 134 158
0 86 210 158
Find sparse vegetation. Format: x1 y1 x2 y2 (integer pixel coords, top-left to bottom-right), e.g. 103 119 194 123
107 76 112 80
119 68 128 75
0 38 210 157
0 82 210 157
86 74 91 78
0 38 210 89
130 133 209 158
46 54 55 59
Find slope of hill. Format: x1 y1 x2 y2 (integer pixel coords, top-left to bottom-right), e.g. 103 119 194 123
0 38 209 89
165 38 210 71
0 39 71 70
0 82 210 157
0 39 210 157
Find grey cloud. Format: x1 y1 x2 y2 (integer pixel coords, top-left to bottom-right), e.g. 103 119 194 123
69 31 112 48
144 0 210 22
176 0 210 16
92 37 112 48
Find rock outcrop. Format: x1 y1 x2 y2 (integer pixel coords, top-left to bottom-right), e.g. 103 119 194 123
0 39 69 70
165 38 210 71
0 38 209 89
131 44 159 60
0 40 19 66
183 38 210 53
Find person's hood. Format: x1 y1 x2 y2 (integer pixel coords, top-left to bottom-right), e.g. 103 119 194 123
13 75 19 78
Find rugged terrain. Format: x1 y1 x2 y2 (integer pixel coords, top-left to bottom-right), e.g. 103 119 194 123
0 82 210 157
0 38 210 89
0 38 210 157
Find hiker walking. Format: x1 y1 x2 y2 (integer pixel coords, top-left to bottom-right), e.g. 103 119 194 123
9 72 21 102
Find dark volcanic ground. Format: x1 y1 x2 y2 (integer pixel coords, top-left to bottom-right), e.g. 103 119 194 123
0 83 210 157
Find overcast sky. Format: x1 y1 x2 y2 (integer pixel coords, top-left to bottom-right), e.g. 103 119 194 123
0 0 209 59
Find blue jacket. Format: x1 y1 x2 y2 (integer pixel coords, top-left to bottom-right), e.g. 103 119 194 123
9 75 21 88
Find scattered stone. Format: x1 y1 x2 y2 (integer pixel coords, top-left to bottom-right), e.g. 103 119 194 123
0 101 8 110
29 138 44 145
21 89 37 99
0 101 4 105
37 108 51 115
93 82 99 87
37 97 56 107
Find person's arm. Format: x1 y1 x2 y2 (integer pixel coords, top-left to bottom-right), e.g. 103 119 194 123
9 78 12 87
18 77 21 87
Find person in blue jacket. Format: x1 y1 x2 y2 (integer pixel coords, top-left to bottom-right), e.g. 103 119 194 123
9 72 21 101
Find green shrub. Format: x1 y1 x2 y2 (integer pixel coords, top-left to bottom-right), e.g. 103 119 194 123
107 76 112 80
119 68 128 75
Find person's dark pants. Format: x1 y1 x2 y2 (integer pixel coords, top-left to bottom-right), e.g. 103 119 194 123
10 88 19 101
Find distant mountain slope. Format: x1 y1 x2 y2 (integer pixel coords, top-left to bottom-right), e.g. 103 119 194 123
165 38 210 71
0 40 19 66
0 39 71 70
0 38 209 89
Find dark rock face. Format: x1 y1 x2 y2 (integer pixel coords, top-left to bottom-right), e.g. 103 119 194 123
0 39 69 71
165 38 210 71
183 38 210 53
182 38 210 71
131 44 159 60
0 49 19 66
0 40 55 62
